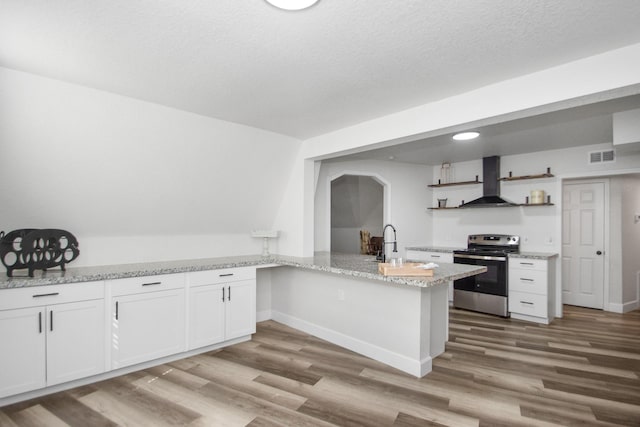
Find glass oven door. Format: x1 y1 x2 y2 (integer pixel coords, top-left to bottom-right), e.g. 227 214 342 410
453 253 508 296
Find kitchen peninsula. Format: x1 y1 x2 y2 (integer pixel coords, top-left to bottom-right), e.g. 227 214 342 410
0 253 485 405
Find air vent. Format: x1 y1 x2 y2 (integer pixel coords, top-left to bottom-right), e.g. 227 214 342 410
588 149 615 164
602 149 615 162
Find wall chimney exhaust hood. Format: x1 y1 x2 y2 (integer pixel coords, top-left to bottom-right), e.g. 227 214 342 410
459 156 517 208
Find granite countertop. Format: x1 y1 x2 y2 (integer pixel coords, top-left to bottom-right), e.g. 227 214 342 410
405 246 462 253
0 252 486 290
509 252 558 260
405 246 558 260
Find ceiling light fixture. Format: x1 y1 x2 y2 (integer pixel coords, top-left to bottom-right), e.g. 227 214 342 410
265 0 320 10
452 131 480 141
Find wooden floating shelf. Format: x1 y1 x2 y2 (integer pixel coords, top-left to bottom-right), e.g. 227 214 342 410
429 203 554 209
500 173 554 181
428 176 482 188
499 167 554 181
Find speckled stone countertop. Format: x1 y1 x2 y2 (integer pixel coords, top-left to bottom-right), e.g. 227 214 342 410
405 246 557 260
274 253 485 288
0 252 486 290
405 246 462 253
509 252 558 260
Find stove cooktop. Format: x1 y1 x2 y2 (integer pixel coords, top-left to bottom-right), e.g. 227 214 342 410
455 234 520 255
454 247 519 255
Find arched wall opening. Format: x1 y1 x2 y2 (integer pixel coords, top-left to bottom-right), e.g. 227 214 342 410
329 173 390 254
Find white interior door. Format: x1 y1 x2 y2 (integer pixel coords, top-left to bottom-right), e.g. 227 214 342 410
562 181 605 308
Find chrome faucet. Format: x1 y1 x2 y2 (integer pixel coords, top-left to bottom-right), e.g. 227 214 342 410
377 223 398 262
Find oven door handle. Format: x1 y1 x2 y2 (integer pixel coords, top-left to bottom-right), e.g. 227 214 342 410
454 253 507 262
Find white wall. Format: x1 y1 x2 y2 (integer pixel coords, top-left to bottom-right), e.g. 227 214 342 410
430 143 640 252
620 175 640 311
0 67 300 267
315 159 432 256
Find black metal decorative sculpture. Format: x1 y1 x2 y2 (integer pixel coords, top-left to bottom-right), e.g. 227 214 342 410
0 229 80 277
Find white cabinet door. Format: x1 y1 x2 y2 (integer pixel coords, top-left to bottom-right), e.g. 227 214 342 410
188 284 225 350
225 280 256 340
0 307 46 398
188 279 256 350
46 299 105 386
112 288 185 369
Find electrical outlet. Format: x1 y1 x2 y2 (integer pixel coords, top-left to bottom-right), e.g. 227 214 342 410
634 213 640 224
523 236 529 243
338 289 345 301
545 236 553 245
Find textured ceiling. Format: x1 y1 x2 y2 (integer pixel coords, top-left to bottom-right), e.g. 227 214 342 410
2 0 640 140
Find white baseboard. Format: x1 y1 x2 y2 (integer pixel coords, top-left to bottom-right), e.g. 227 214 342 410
510 312 550 324
271 310 430 378
608 300 639 313
256 310 272 322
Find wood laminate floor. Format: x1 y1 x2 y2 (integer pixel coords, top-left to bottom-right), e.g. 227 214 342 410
1 305 639 426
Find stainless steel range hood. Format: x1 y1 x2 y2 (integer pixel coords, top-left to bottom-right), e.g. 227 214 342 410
460 156 517 208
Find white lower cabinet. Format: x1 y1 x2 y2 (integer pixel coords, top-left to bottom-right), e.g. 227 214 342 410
1 267 258 403
224 280 256 339
189 284 226 348
46 299 106 386
0 283 105 399
0 307 46 398
508 257 554 324
110 274 186 369
406 250 454 301
188 268 256 350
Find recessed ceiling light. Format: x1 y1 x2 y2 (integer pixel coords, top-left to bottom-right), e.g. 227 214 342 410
452 131 480 141
265 0 320 10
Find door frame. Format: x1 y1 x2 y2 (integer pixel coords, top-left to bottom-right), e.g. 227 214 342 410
326 171 391 255
560 178 610 312
558 167 640 316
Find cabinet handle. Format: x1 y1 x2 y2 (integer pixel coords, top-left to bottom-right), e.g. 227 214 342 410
38 311 42 333
219 273 234 277
222 288 225 302
519 262 534 266
32 292 59 298
115 301 119 320
430 255 440 258
520 301 534 305
520 278 534 282
142 281 161 286
228 286 231 301
50 310 54 331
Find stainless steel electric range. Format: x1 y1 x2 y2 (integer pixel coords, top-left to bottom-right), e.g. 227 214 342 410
453 234 520 317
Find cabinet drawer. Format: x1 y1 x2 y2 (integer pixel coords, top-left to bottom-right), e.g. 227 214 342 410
509 291 547 318
0 282 104 311
406 251 453 264
509 258 547 271
509 269 548 295
188 267 256 287
109 273 185 296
